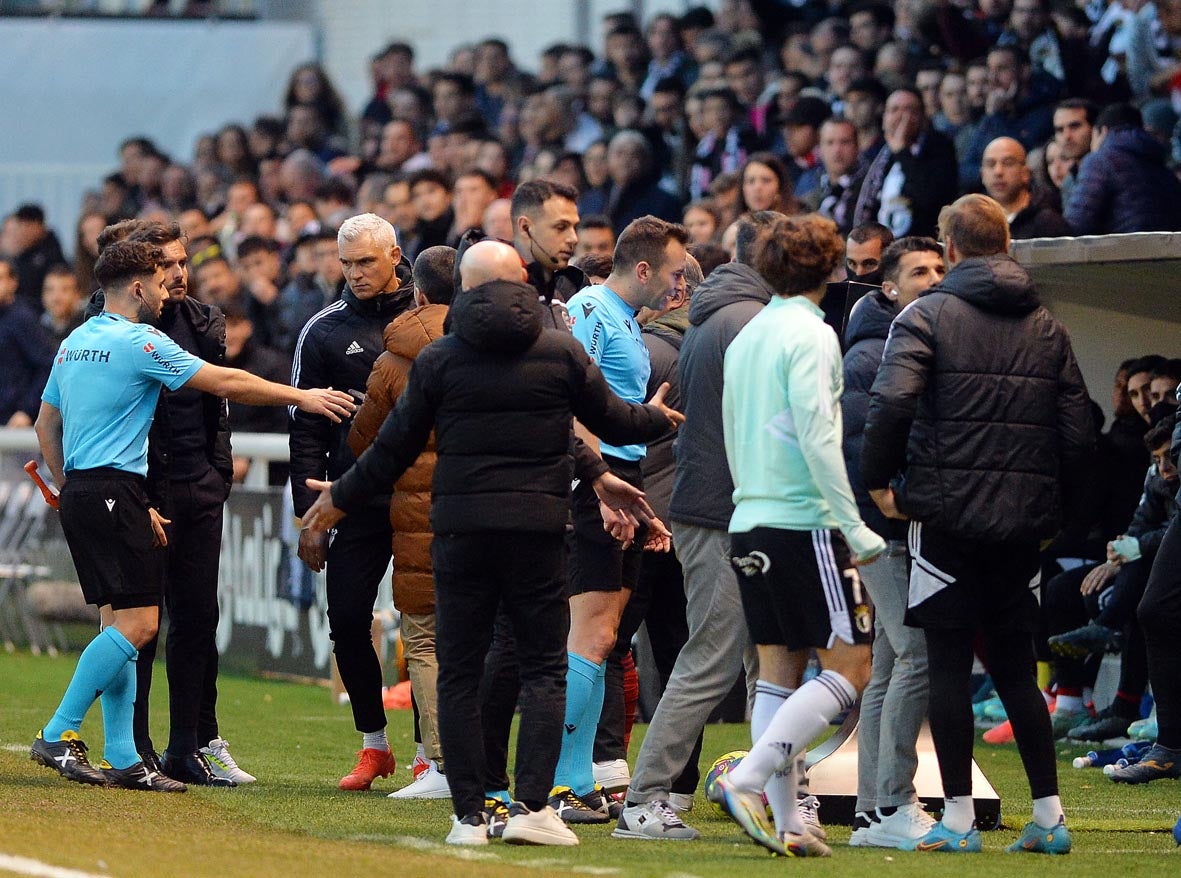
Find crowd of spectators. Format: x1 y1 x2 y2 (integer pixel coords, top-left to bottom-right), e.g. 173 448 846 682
4 0 1181 432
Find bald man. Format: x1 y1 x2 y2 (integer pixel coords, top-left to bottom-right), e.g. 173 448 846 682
302 237 681 847
980 137 1072 240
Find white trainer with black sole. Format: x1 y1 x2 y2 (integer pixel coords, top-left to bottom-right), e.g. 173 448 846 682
200 738 256 784
502 804 579 846
865 802 937 848
388 762 450 799
612 800 700 840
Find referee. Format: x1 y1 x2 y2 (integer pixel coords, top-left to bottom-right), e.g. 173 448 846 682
31 239 352 791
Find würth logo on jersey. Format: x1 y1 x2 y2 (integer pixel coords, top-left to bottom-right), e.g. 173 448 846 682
345 341 364 355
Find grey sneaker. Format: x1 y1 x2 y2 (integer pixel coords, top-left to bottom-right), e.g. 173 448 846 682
612 800 700 840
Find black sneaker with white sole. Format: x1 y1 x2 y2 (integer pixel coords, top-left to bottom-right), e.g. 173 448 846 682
548 785 610 824
162 750 236 787
30 730 109 786
102 760 187 792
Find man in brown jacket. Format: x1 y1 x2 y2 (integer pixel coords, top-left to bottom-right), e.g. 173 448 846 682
348 245 455 799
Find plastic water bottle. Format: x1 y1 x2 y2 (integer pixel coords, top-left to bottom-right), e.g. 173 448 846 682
1073 746 1124 768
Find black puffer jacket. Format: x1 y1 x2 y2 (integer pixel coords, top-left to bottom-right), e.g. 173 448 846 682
289 258 414 517
842 290 898 539
332 280 672 534
1065 127 1181 235
1126 465 1179 558
669 262 774 529
861 254 1095 541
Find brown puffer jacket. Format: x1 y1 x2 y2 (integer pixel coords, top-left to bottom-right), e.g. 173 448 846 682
348 303 447 614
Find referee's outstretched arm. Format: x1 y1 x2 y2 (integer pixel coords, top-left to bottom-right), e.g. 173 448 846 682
185 363 355 423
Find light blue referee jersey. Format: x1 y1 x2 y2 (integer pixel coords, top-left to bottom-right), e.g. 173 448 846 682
567 283 651 461
41 312 202 476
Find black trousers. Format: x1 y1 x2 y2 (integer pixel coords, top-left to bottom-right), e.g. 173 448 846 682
133 467 226 756
1138 516 1181 748
480 609 519 793
326 505 394 734
434 531 569 818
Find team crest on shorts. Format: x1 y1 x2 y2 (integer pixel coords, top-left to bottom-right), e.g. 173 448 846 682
730 550 771 578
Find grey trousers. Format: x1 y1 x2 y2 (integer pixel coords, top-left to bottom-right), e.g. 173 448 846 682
855 544 929 811
627 522 758 803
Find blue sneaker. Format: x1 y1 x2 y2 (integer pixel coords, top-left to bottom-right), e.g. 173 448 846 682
1005 819 1072 854
707 775 786 856
901 820 982 853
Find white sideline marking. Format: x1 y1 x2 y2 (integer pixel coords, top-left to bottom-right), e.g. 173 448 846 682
2 744 29 753
0 853 112 878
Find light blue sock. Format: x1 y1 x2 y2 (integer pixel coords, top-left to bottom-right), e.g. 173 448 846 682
569 659 607 796
552 652 599 790
45 627 138 742
99 656 139 769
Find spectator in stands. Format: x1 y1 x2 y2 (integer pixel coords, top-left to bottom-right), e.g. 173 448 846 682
934 71 979 159
363 42 417 127
0 255 51 428
285 62 348 139
408 169 455 258
432 72 479 135
844 76 888 161
373 120 432 177
599 23 649 92
641 13 693 100
40 265 84 349
1052 98 1095 206
194 254 282 350
574 215 615 259
776 96 830 190
689 87 762 200
8 204 66 312
450 169 499 245
682 199 721 245
803 117 865 235
1150 360 1181 407
915 62 945 120
278 228 342 355
854 88 959 239
736 152 797 216
74 211 106 294
278 149 327 204
475 38 536 127
482 198 514 241
580 131 682 235
849 2 894 54
1065 103 1181 235
221 301 291 485
981 137 1071 238
960 45 1058 187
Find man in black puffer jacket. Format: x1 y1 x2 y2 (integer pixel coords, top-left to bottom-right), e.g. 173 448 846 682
302 240 679 846
862 194 1094 853
1064 103 1181 235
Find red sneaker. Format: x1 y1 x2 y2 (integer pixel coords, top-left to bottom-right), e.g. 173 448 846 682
339 748 396 791
411 754 430 780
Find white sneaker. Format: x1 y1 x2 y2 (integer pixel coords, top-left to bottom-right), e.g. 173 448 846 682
848 812 878 847
446 813 490 846
592 758 631 790
797 794 827 841
865 802 937 848
201 738 256 784
387 762 451 799
668 792 694 813
612 800 699 840
502 804 579 846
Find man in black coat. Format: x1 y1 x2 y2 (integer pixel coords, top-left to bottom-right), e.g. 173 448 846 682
301 240 680 846
0 256 52 429
289 213 414 791
862 194 1093 853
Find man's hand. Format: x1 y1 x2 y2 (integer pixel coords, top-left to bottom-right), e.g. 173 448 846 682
600 501 637 548
297 528 330 573
1080 561 1118 596
592 472 658 526
148 508 171 548
302 478 347 537
298 388 356 423
245 275 279 305
870 487 907 520
644 517 672 553
985 80 1018 116
647 382 685 428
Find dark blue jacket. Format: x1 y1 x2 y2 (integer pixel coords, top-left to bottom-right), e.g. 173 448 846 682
842 291 897 539
578 178 683 236
1065 128 1181 235
0 300 52 423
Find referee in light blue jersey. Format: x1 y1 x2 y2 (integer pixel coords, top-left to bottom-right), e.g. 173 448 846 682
30 238 353 792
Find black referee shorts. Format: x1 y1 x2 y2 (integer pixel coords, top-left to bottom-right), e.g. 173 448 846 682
59 468 165 610
567 455 646 596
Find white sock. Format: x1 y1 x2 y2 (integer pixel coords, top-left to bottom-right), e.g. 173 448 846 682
1055 695 1083 713
1032 795 1064 828
362 730 390 752
729 671 856 795
415 742 426 761
941 795 975 833
751 681 802 834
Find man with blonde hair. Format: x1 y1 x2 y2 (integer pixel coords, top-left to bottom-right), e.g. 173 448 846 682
861 193 1093 854
289 212 416 791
